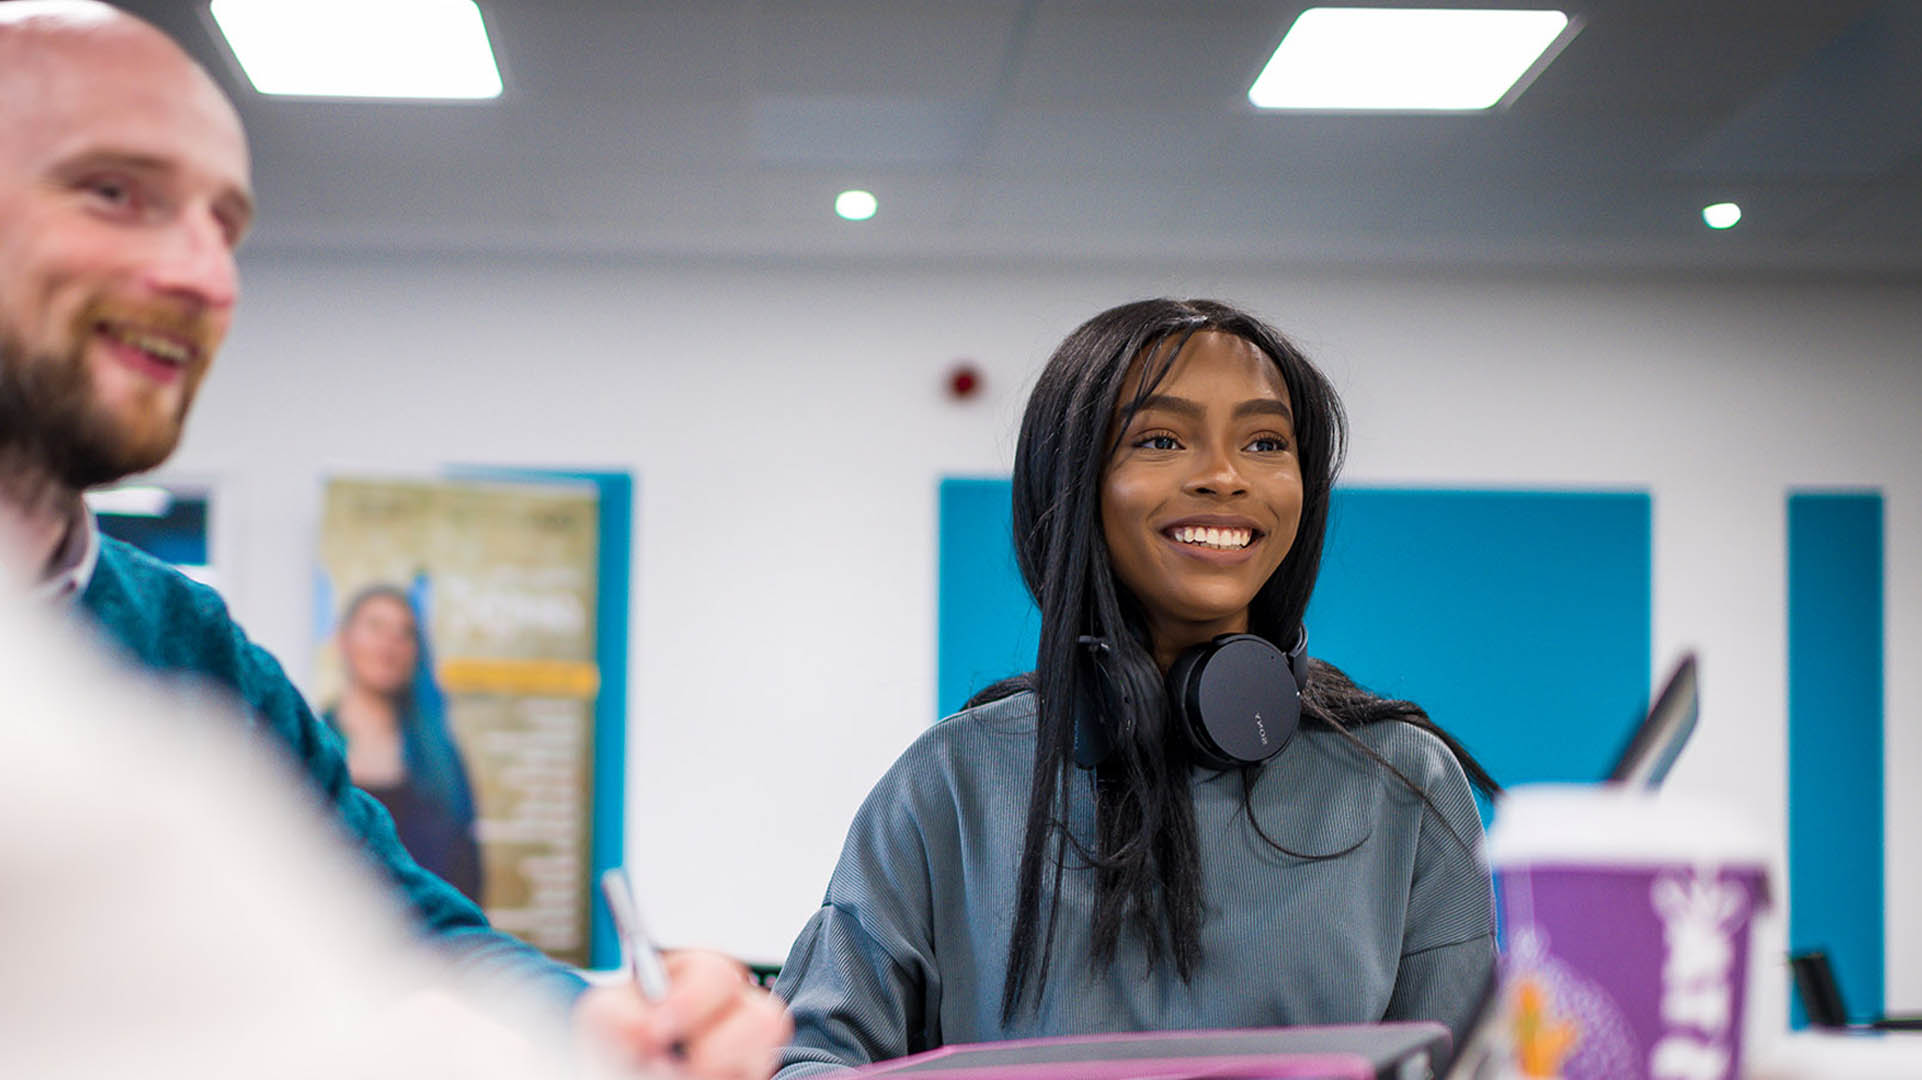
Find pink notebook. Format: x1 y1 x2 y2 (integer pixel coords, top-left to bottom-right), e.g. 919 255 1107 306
848 1022 1451 1080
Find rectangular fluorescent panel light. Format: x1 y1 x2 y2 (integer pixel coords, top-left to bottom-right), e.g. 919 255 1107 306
209 0 503 100
1249 7 1571 111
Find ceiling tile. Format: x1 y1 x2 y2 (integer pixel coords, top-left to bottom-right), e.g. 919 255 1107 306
752 0 1026 98
1674 1 1922 176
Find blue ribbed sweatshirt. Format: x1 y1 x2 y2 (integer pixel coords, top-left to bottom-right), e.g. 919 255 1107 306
774 690 1495 1076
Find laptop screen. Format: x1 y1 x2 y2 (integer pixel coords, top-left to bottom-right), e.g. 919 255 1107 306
1604 653 1699 787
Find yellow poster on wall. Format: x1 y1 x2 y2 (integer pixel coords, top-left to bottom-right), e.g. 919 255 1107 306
316 475 601 965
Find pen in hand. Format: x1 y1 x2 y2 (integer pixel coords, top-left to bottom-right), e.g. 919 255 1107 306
600 867 672 1002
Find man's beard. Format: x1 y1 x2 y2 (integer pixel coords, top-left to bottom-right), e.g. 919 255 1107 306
0 331 192 491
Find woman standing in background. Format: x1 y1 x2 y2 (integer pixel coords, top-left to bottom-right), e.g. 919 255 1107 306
328 583 485 903
773 298 1499 1076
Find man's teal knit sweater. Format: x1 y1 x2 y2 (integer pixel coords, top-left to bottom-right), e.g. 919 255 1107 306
78 533 586 1007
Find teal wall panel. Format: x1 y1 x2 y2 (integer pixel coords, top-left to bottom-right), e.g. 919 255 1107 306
1308 489 1652 812
1787 491 1884 1025
937 477 1041 717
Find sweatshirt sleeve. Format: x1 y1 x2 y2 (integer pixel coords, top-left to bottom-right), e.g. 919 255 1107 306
773 754 945 1077
1382 733 1497 1048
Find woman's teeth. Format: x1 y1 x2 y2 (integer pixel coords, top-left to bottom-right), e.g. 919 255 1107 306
1171 525 1253 550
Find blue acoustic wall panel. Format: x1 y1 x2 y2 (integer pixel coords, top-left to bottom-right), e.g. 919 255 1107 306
1787 492 1884 1026
938 481 1654 809
938 478 1042 717
1308 489 1652 815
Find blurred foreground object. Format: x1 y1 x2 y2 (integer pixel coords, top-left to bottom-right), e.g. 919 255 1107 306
0 587 631 1080
1486 785 1770 1080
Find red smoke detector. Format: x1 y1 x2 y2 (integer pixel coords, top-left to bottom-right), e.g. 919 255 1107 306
947 362 983 401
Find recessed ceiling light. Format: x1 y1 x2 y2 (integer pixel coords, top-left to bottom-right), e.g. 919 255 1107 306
1249 7 1572 111
1702 202 1742 230
836 190 879 222
209 0 503 100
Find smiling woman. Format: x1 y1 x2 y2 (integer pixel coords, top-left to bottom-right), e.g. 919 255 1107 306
1100 330 1304 672
773 299 1502 1078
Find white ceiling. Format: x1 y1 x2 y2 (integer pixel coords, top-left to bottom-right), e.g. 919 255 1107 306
125 0 1922 272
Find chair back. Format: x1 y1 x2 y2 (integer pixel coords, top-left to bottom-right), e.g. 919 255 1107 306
1789 949 1849 1028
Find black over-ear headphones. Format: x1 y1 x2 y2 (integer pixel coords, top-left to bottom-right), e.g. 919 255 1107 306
1073 628 1309 771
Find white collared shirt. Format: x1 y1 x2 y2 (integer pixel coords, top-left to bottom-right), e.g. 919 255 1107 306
29 501 100 603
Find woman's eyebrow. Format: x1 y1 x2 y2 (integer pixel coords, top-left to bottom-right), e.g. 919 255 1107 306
1131 395 1293 422
1235 399 1293 422
1132 394 1203 420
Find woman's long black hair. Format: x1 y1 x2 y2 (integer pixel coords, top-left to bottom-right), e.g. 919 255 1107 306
974 298 1498 1023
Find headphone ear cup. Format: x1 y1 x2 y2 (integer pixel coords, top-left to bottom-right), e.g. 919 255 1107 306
1071 697 1112 768
1072 646 1121 768
1166 642 1206 708
1169 639 1239 771
1172 634 1299 769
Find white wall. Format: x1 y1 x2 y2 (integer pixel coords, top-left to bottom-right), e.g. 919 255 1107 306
162 254 1922 1026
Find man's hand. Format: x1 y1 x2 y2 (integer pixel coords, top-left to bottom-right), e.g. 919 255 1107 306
575 950 792 1080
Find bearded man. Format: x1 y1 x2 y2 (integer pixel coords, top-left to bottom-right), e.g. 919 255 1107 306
0 5 786 1077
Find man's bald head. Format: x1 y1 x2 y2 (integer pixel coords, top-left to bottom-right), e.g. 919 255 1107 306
0 0 253 492
0 1 203 84
0 1 244 151
0 0 128 34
